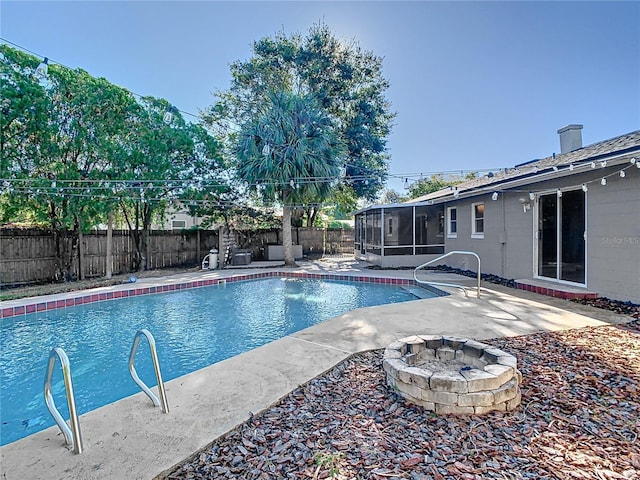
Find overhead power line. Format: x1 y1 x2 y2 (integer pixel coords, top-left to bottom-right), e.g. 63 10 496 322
0 37 509 185
0 37 201 120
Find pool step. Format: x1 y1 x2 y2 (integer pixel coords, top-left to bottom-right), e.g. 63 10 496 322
402 286 436 299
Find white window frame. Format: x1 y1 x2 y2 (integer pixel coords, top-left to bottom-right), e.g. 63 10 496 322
172 220 187 230
446 207 457 238
471 202 484 239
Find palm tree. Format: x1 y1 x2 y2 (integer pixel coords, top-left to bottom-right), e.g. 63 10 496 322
235 91 345 266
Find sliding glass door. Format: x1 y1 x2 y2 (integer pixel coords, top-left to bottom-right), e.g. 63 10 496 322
537 189 585 284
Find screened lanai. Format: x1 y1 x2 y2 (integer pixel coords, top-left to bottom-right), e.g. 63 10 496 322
354 203 445 267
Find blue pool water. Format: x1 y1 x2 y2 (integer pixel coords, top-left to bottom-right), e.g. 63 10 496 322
0 277 433 445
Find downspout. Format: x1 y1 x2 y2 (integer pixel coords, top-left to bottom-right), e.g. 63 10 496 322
501 194 506 278
380 208 385 267
412 205 416 256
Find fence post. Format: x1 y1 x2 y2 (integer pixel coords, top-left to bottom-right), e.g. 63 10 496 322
196 225 201 266
78 229 85 280
106 210 113 279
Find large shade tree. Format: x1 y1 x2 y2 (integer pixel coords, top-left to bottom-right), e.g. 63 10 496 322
205 23 395 227
235 90 344 265
0 45 51 181
1 45 141 280
116 97 224 271
1 44 226 279
0 45 53 229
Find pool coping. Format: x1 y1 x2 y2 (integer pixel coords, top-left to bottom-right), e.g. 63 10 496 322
0 270 447 320
0 261 633 480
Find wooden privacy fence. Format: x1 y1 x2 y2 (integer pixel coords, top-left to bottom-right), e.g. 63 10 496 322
296 228 355 255
0 229 219 286
0 227 355 286
1 229 59 286
234 227 355 258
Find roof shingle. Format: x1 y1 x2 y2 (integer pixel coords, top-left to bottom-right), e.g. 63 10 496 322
412 130 640 202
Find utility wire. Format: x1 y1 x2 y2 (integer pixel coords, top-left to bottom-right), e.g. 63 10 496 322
3 162 635 195
0 168 504 188
0 37 201 120
3 159 635 193
0 38 509 185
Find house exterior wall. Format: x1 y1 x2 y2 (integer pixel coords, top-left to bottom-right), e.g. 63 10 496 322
441 194 507 276
586 166 640 302
154 211 199 230
355 151 639 302
517 166 640 301
502 193 537 279
441 165 640 302
444 192 538 280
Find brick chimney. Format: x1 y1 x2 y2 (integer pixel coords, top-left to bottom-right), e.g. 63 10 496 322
557 124 583 154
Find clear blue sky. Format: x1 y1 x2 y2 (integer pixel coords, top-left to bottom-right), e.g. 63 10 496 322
2 1 639 192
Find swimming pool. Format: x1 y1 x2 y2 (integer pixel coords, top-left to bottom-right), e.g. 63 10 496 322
0 277 435 445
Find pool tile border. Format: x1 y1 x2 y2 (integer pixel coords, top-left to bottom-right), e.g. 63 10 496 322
0 272 447 319
513 281 598 300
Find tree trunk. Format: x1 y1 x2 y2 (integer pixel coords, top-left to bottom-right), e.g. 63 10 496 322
122 200 143 271
49 203 63 282
51 227 64 283
73 213 87 281
50 217 75 283
106 209 113 279
307 207 318 228
140 203 152 271
291 207 303 227
131 229 142 271
59 232 74 282
282 191 297 267
136 223 147 272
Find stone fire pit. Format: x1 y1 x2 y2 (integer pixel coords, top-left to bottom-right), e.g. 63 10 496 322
383 335 522 415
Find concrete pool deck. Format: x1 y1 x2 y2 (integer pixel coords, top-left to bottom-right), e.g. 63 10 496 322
0 258 633 480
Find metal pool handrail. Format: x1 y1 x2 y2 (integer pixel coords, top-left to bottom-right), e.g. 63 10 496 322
44 347 83 454
129 329 169 414
413 251 481 298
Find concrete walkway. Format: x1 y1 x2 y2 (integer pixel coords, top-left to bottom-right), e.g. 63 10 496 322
0 259 632 480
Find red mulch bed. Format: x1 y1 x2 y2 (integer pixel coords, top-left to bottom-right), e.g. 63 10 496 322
162 321 639 479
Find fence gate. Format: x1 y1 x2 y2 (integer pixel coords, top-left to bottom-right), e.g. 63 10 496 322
338 229 355 254
323 228 355 257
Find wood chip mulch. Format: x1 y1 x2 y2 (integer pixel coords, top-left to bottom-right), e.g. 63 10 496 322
162 321 639 480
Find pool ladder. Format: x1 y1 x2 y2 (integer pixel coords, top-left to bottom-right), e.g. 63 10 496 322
129 329 169 413
44 348 83 454
44 329 168 454
413 250 481 298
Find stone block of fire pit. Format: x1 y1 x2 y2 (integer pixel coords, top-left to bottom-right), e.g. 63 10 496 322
383 335 521 415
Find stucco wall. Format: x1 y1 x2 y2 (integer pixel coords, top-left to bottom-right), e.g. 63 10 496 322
441 194 509 276
586 166 640 302
443 165 640 302
502 193 537 279
357 162 639 302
